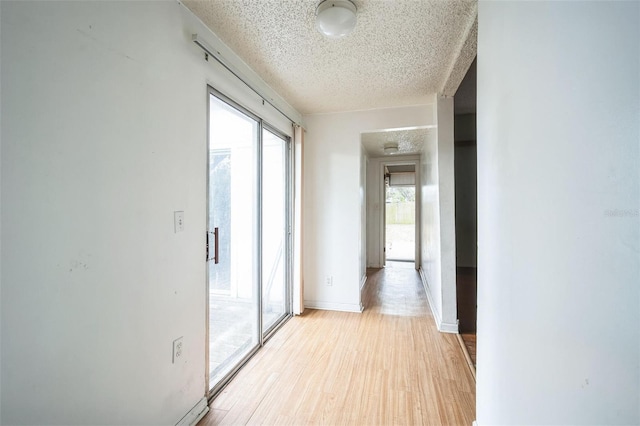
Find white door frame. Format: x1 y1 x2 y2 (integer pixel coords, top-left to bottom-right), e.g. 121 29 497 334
379 157 421 269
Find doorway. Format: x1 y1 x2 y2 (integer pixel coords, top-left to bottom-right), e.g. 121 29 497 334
453 57 477 373
383 163 418 268
207 88 292 397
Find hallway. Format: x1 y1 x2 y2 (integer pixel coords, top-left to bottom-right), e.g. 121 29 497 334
200 263 476 425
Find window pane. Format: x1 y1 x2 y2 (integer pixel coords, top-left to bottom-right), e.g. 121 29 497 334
208 94 260 390
261 129 287 333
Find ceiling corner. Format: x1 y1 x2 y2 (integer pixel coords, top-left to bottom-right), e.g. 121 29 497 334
440 4 478 97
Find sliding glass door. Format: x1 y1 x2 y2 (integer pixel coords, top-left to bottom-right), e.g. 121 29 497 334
207 93 260 391
261 129 289 335
207 88 291 396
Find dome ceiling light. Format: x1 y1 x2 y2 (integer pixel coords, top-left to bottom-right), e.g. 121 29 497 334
315 0 358 39
384 142 399 155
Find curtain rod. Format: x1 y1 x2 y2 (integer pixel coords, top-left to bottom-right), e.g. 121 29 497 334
192 34 301 127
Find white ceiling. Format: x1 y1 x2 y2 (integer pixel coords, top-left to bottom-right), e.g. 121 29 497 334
183 0 477 115
361 127 433 158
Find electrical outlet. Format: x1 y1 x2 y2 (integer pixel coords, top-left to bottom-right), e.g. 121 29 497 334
326 276 333 286
174 211 184 233
173 337 183 363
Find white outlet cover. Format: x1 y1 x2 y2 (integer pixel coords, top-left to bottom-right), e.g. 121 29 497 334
173 337 183 363
174 211 185 233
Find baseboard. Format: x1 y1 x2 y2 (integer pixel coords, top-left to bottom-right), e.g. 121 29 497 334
419 267 443 326
418 267 458 333
359 275 368 312
176 397 209 426
472 421 478 426
440 320 459 333
304 300 364 313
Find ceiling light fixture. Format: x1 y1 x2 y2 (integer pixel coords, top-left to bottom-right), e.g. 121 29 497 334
384 143 399 155
316 0 357 39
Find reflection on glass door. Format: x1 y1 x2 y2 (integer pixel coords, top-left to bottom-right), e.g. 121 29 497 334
208 93 259 392
207 89 292 396
262 128 289 334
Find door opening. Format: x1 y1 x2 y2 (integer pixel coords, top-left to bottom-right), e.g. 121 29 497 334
453 57 477 374
384 164 416 266
207 88 292 398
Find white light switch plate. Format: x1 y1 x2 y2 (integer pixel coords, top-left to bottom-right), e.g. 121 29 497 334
173 337 183 363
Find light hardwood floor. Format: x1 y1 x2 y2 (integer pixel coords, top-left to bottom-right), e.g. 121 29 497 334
199 262 476 425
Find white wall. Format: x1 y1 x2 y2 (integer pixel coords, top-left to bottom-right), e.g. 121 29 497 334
359 144 368 286
436 97 457 331
420 125 441 321
303 105 433 312
419 96 458 333
0 1 298 424
366 156 384 269
477 1 639 424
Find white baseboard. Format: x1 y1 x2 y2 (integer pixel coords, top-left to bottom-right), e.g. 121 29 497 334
418 267 458 333
419 267 442 326
440 320 459 333
304 300 364 313
176 397 209 426
359 275 368 312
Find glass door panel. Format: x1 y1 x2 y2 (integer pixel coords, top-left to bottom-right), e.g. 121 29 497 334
261 129 288 334
208 93 259 391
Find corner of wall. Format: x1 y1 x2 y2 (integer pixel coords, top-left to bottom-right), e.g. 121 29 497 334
436 96 458 328
419 267 459 333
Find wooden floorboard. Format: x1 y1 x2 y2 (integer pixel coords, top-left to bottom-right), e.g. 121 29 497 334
460 334 476 367
199 262 476 425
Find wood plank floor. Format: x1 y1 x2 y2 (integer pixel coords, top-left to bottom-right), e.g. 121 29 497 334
460 334 476 368
198 262 476 425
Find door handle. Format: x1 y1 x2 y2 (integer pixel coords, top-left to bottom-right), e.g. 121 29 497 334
213 227 219 264
206 228 219 264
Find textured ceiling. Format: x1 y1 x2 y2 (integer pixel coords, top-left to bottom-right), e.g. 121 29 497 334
183 0 477 114
361 127 433 158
